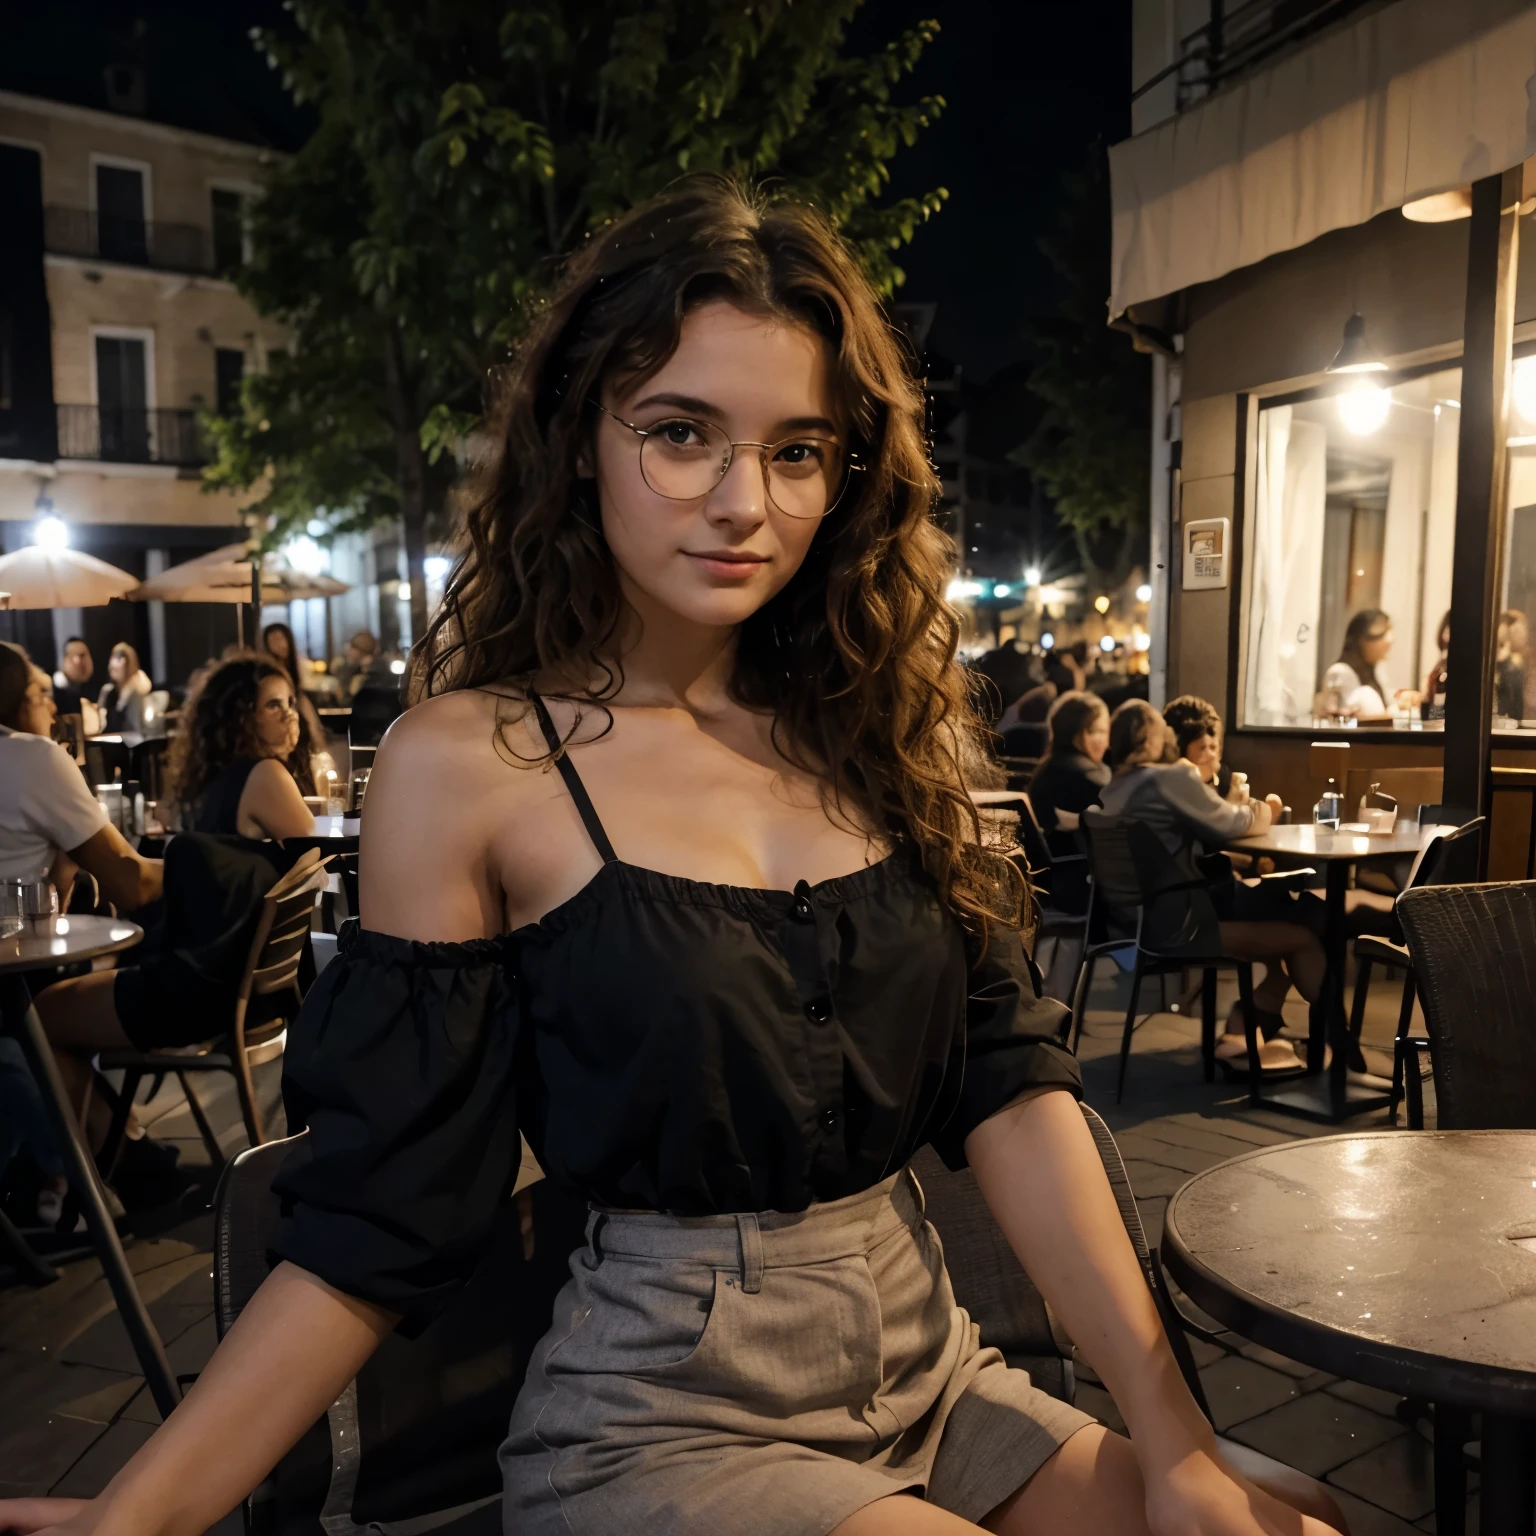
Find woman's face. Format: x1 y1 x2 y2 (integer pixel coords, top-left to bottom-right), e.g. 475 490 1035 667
1075 713 1110 764
253 673 300 758
591 300 838 636
1183 729 1220 783
108 649 129 684
17 668 57 737
1359 622 1394 665
265 629 291 662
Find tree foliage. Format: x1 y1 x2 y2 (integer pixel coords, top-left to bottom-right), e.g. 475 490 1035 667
204 0 947 637
1016 146 1149 582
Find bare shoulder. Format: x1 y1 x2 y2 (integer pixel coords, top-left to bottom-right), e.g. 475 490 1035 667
372 687 545 788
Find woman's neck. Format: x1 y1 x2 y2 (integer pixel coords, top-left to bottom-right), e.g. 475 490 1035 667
601 581 741 714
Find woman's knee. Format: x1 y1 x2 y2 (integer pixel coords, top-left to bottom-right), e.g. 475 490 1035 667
34 972 129 1052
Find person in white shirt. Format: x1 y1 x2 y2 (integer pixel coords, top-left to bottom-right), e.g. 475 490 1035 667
0 643 164 1161
1319 609 1421 719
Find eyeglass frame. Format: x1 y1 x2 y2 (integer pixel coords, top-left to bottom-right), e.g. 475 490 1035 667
592 401 864 519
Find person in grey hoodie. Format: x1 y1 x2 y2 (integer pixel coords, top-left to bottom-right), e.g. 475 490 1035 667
1097 701 1324 1074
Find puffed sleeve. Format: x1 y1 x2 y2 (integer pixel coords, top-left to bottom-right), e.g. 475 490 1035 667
929 923 1082 1171
269 923 524 1336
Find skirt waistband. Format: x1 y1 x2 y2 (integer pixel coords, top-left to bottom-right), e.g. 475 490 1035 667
585 1169 925 1291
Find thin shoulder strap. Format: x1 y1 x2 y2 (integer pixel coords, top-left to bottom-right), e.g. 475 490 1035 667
527 692 619 864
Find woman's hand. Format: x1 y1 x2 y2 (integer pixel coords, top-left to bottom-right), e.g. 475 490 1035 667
0 1498 91 1536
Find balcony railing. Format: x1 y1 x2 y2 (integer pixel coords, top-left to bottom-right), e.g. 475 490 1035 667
43 206 227 276
57 404 210 467
1134 0 1379 115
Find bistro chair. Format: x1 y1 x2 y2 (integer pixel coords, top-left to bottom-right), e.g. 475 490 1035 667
1344 767 1444 819
97 850 331 1173
129 736 170 801
1345 817 1484 1126
84 737 130 787
1071 811 1262 1102
214 1104 1340 1534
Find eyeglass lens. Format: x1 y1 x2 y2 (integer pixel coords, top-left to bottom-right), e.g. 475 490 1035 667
638 418 845 519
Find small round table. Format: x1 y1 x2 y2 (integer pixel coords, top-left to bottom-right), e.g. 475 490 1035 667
1163 1131 1536 1536
0 916 181 1417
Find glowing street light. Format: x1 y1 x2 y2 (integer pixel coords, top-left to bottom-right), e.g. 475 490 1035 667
32 516 69 550
1135 582 1152 603
1023 565 1042 586
1094 594 1111 614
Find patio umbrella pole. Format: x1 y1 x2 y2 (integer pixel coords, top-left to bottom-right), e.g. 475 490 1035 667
250 560 262 649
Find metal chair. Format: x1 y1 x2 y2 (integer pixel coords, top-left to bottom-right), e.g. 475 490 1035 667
130 736 170 800
84 737 130 787
98 850 331 1172
1070 811 1260 1102
1346 817 1484 1126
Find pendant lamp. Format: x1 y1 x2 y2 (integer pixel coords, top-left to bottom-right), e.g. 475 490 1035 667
1325 313 1387 375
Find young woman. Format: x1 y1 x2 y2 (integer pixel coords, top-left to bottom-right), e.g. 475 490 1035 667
0 183 1341 1536
1320 610 1419 719
1027 690 1110 842
261 621 331 756
1099 701 1324 1075
96 642 153 734
166 655 316 841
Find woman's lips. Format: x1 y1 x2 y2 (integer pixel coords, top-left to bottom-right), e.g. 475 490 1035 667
685 552 769 579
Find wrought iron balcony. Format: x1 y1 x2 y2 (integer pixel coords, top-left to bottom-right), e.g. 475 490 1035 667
42 206 224 275
1134 0 1378 115
57 405 210 467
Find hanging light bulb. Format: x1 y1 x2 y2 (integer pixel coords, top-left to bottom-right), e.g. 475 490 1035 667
1325 313 1387 375
1338 382 1391 435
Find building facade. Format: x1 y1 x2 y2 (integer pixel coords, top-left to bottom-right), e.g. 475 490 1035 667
1113 0 1536 841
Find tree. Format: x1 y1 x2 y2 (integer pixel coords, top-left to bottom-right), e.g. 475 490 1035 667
1015 146 1150 588
205 0 947 642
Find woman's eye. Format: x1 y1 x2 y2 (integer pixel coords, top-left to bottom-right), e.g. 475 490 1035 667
773 440 827 472
656 419 706 448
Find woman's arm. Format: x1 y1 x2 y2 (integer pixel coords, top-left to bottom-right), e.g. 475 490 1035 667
0 1267 396 1536
238 758 316 841
967 1092 1333 1535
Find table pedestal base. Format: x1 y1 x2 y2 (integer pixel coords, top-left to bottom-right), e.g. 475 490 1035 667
1251 1073 1393 1123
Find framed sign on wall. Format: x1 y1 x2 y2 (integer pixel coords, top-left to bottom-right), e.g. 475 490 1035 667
1182 517 1230 590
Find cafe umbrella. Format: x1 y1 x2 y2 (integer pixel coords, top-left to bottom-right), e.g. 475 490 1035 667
0 544 139 609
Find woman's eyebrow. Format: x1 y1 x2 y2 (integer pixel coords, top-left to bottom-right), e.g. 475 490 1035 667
627 391 839 435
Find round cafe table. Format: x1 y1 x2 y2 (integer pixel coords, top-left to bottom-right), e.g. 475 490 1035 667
1163 1131 1536 1535
0 915 182 1417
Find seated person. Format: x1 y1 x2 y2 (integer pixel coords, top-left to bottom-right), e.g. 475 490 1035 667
0 643 173 1201
1027 690 1110 845
1318 609 1420 719
51 635 103 736
1163 694 1223 786
165 656 317 841
97 642 153 734
1099 700 1325 1074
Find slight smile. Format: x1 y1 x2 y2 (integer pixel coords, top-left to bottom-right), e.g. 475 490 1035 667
684 550 771 579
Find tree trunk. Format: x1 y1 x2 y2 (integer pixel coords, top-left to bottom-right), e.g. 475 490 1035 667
382 327 431 648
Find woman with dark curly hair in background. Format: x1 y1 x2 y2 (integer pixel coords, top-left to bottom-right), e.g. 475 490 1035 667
1 181 1342 1536
166 654 317 840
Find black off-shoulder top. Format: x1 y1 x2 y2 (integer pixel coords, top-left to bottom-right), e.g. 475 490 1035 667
271 697 1081 1331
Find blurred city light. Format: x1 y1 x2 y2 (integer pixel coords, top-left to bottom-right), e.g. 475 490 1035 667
1040 631 1055 649
389 658 406 675
945 577 984 601
1094 594 1111 614
1099 635 1115 652
283 535 329 575
1136 582 1152 602
1023 565 1041 585
992 583 1010 598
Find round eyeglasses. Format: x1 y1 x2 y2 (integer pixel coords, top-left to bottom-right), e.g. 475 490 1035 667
596 403 860 520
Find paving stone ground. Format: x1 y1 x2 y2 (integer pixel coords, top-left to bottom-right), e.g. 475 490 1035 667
0 955 1468 1532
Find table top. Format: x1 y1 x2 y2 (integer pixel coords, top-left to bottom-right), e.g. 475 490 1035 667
0 915 143 975
1163 1131 1536 1412
1226 821 1438 860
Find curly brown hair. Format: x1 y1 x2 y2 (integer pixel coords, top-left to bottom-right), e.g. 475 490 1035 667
166 653 317 822
418 177 1020 932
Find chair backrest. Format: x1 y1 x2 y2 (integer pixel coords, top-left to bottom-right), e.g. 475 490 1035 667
1344 766 1443 815
84 738 130 786
1416 802 1476 830
232 852 331 1044
1002 722 1050 760
1079 809 1151 921
215 1134 590 1533
1407 816 1485 891
130 737 169 800
1398 881 1536 1129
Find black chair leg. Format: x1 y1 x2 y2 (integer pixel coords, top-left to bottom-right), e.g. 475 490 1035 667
1069 953 1098 1055
177 1073 226 1167
0 1206 59 1286
1235 964 1262 1108
1201 968 1217 1083
99 1069 144 1180
1389 967 1417 1125
1404 1041 1428 1131
1116 957 1146 1103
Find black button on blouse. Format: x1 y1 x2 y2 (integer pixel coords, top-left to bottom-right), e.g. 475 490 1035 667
270 699 1081 1333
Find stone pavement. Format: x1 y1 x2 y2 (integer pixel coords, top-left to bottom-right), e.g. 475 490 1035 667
0 958 1468 1532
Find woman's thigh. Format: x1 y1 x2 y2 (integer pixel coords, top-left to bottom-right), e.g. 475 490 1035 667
1217 920 1317 964
982 1424 1150 1534
33 970 132 1052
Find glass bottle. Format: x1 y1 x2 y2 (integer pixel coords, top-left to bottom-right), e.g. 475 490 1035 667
1312 777 1343 829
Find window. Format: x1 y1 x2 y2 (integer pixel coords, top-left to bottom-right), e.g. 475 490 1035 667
95 334 151 461
95 163 148 264
211 188 246 273
215 347 245 416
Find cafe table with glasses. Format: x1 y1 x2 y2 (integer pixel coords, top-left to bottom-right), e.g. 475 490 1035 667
1221 818 1446 1123
0 906 182 1416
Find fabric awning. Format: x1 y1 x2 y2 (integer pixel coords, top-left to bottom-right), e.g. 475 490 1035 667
1108 0 1536 318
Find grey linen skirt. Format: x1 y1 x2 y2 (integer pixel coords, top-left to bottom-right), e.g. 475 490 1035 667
500 1167 1093 1534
